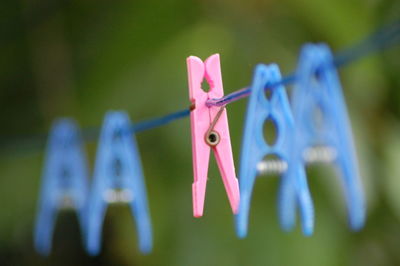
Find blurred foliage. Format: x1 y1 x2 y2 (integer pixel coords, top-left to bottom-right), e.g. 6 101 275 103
0 0 400 265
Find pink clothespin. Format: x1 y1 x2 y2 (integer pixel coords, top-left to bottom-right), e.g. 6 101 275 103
187 54 240 218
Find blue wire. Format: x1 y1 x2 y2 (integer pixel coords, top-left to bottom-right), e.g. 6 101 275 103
132 108 190 133
79 108 191 142
207 19 400 107
334 19 400 68
1 19 399 154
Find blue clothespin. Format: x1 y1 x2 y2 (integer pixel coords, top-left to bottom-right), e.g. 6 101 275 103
85 111 152 255
34 119 89 255
236 64 314 238
280 43 365 232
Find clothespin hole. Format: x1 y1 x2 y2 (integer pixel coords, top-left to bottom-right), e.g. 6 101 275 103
113 130 123 141
60 167 71 186
113 158 123 177
201 80 211 92
69 133 78 145
315 64 325 78
311 67 324 86
263 118 278 146
264 87 273 100
61 167 70 178
61 139 69 149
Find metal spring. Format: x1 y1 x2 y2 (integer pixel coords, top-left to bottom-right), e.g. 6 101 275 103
257 159 288 175
303 146 337 164
257 146 337 176
103 189 134 203
60 194 76 209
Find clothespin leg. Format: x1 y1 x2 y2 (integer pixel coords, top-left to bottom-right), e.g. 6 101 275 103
279 165 314 236
278 172 297 232
192 179 207 218
78 204 88 240
34 203 57 256
131 198 153 254
295 166 314 236
213 111 240 214
320 44 365 231
235 169 257 238
86 193 107 256
336 153 365 231
130 166 152 254
236 64 272 238
191 123 211 217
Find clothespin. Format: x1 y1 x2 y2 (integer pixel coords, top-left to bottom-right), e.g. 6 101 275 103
187 54 240 217
85 111 152 255
280 44 365 232
34 119 89 255
235 64 314 238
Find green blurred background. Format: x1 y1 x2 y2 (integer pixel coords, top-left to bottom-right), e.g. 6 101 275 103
1 0 400 265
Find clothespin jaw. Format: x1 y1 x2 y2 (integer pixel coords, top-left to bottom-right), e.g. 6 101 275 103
235 64 314 238
34 119 89 255
187 54 240 217
85 111 152 255
286 43 365 231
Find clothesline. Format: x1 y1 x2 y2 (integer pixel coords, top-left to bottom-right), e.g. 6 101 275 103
1 19 399 156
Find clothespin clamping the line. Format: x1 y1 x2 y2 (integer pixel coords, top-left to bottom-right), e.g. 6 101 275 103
34 119 89 255
187 54 240 217
235 64 314 238
85 111 152 255
279 43 365 233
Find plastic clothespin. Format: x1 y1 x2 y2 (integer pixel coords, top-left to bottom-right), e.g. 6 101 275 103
280 43 365 232
85 111 152 255
235 64 314 238
34 119 89 255
187 54 240 217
